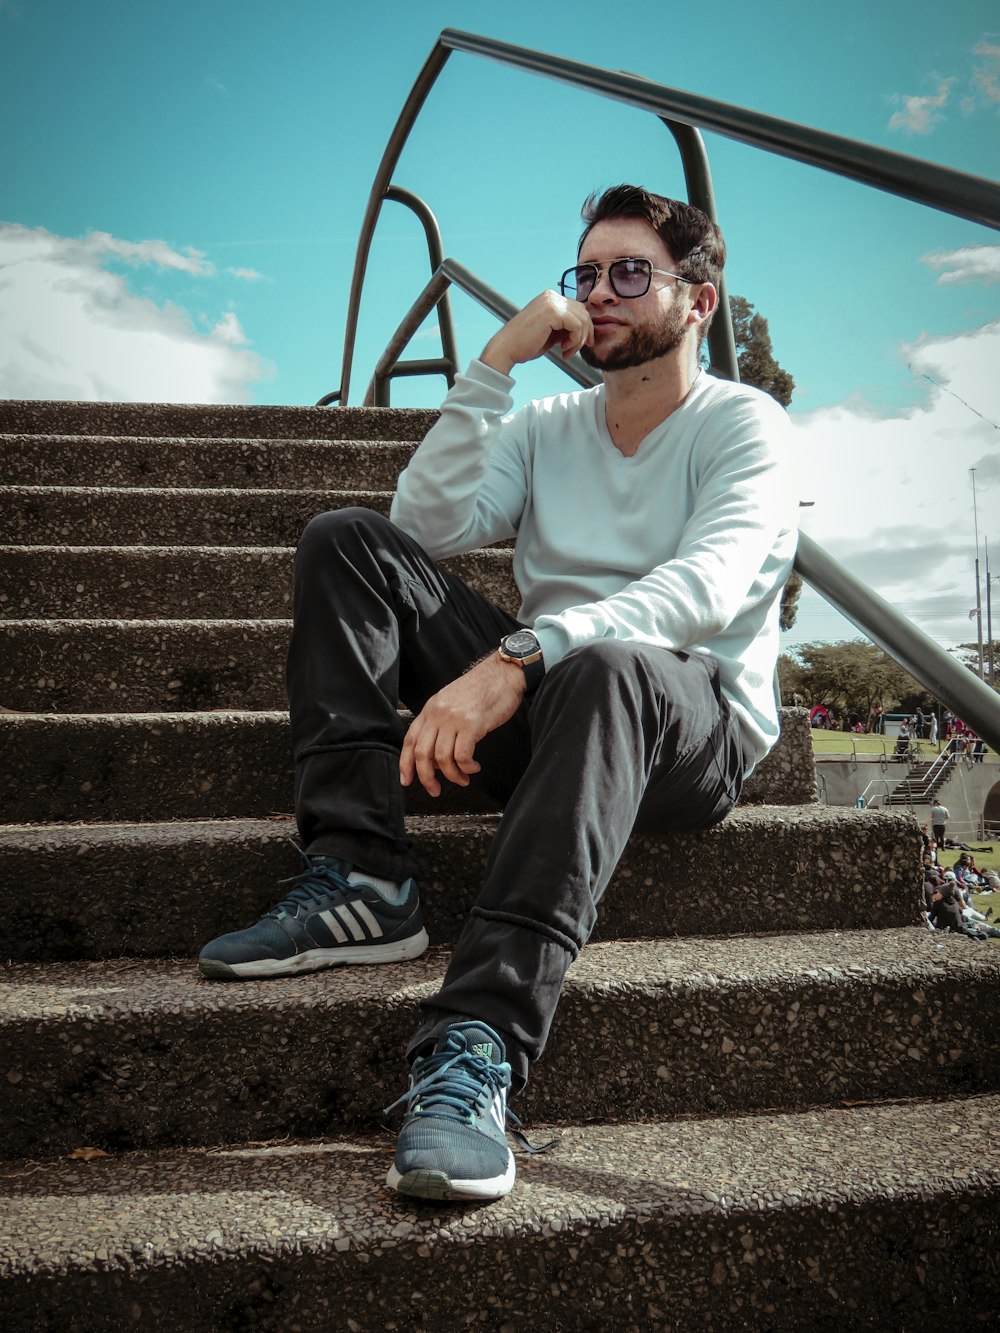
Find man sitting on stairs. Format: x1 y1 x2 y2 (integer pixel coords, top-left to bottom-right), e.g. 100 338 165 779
198 184 798 1202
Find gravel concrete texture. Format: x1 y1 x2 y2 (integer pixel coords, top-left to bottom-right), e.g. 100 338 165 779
0 622 824 732
1 618 293 712
0 806 921 962
0 708 816 823
0 400 440 441
0 435 416 489
742 706 815 804
1 929 997 1157
2 486 394 547
1 1096 998 1332
0 545 520 619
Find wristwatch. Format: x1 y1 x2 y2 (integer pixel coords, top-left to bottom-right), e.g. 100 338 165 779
498 629 545 693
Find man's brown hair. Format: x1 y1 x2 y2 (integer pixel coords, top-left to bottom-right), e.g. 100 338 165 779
579 184 726 289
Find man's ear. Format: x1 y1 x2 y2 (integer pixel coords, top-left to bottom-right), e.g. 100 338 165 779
689 282 718 328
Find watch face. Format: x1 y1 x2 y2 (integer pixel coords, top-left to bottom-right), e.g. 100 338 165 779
503 630 538 658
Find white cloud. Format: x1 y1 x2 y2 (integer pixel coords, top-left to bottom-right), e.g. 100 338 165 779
227 266 265 281
0 223 269 402
211 311 248 345
972 41 1000 106
922 244 1000 286
888 80 953 133
790 318 1000 651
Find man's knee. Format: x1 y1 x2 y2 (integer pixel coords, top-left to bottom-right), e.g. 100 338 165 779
297 506 394 562
546 640 687 695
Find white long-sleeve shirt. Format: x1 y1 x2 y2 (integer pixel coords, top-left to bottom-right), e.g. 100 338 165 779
390 359 798 775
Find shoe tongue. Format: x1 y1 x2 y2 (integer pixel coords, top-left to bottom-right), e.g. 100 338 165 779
447 1021 504 1065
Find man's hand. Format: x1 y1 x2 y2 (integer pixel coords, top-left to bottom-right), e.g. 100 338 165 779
400 653 526 798
481 290 593 376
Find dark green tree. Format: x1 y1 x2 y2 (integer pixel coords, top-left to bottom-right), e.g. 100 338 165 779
785 639 928 720
729 295 795 408
727 294 801 626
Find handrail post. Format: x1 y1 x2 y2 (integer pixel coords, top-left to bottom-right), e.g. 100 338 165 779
317 39 451 406
384 186 460 392
659 118 739 383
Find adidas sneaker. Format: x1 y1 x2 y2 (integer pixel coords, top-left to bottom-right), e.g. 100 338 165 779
198 855 428 979
386 1020 515 1201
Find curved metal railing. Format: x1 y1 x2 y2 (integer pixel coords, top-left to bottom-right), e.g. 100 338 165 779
323 28 1000 754
325 27 999 407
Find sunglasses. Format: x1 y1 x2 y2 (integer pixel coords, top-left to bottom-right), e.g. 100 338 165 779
559 257 692 302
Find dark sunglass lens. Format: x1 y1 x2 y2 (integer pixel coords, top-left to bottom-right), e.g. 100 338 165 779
562 265 596 300
610 258 651 296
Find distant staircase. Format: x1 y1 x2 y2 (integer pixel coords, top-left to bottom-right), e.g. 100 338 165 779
885 755 955 807
2 399 999 1330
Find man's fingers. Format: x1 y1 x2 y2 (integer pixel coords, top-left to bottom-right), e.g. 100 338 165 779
453 732 481 777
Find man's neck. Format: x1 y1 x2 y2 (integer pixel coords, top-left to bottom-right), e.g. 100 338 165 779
601 344 699 457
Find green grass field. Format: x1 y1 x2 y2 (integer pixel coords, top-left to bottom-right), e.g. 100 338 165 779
808 728 996 761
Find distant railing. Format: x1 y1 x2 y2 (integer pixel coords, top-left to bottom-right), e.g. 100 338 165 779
325 27 1000 756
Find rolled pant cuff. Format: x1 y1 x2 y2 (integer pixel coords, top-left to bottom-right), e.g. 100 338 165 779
303 833 419 883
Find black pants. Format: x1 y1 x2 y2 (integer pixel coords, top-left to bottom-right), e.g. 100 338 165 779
287 509 744 1088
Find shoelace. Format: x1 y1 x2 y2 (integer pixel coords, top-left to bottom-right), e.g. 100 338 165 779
269 851 353 918
384 1036 509 1125
383 1034 559 1155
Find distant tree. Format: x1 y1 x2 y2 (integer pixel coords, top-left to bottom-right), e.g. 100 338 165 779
729 295 795 409
726 294 801 628
785 640 925 720
777 652 807 705
950 641 1000 693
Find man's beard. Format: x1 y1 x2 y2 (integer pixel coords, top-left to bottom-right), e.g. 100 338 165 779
581 305 687 371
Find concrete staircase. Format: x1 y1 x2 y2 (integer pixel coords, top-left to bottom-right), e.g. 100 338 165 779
2 399 999 1331
884 758 952 808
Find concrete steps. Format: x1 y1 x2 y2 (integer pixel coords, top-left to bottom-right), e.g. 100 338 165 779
0 544 519 618
3 929 996 1158
0 399 439 440
0 434 416 488
2 1094 997 1333
0 709 817 822
1 395 978 1326
2 484 393 546
0 806 919 962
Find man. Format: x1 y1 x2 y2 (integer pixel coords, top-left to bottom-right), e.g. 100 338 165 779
199 185 797 1201
931 801 949 847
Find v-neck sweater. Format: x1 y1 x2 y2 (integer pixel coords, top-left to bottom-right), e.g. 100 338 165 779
390 359 798 775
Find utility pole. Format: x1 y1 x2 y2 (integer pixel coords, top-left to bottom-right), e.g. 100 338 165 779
972 469 985 678
988 538 997 686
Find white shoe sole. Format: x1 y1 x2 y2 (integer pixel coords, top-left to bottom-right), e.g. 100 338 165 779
386 1157 516 1201
199 928 429 979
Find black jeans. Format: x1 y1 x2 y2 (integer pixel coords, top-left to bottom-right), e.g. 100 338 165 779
287 508 744 1089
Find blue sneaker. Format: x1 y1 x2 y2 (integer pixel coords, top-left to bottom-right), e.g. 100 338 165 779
385 1020 515 1201
198 855 428 979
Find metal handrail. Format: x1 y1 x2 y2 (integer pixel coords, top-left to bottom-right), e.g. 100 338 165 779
327 27 1000 758
794 535 1000 754
858 779 892 809
365 257 596 405
326 27 1000 407
318 186 460 405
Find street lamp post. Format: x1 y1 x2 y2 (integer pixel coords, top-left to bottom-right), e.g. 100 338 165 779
972 469 985 679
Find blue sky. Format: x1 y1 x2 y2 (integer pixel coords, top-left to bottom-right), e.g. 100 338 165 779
2 0 999 653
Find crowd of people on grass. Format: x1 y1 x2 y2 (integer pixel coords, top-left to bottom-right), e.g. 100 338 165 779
803 700 987 756
921 827 1000 940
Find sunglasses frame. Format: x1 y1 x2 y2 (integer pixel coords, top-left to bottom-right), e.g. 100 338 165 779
559 257 693 301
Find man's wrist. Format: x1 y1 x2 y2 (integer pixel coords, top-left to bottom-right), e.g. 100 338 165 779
480 333 516 377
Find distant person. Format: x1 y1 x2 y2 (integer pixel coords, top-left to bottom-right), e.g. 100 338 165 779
931 802 949 846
